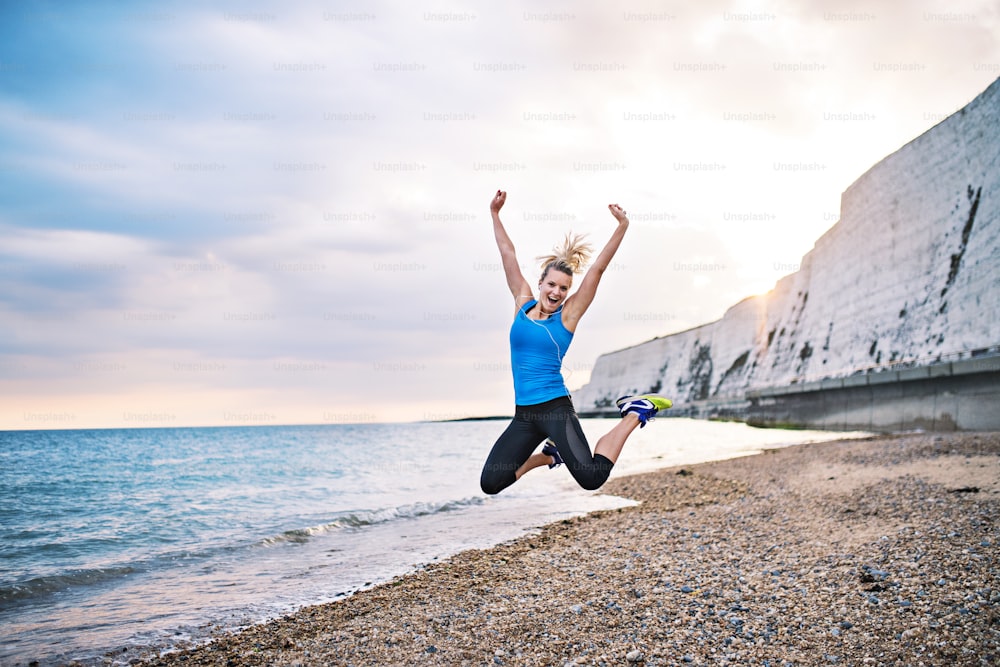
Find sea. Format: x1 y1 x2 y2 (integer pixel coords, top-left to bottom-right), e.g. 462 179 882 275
0 418 869 666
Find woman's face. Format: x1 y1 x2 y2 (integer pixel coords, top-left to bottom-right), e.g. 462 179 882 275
538 268 572 311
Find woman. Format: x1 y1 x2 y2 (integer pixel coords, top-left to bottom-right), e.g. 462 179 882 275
480 189 671 495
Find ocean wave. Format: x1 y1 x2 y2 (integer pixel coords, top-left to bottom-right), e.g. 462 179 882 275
0 565 138 609
259 496 487 546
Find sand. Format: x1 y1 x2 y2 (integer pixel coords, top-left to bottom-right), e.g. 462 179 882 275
105 431 998 666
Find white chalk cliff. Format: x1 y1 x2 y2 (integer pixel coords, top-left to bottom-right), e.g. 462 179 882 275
576 77 1000 414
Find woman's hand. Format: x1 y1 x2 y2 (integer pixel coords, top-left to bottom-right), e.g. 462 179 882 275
608 203 628 224
491 190 507 214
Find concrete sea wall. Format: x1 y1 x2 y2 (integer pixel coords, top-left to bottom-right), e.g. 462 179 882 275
575 77 1000 431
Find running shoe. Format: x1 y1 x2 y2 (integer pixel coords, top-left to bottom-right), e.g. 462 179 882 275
615 394 673 428
541 440 563 468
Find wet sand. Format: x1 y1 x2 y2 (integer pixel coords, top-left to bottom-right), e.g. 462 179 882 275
122 431 999 666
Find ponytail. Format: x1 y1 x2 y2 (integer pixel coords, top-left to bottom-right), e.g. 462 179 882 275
536 232 592 278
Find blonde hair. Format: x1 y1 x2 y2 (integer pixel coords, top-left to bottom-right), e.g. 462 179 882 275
536 232 593 278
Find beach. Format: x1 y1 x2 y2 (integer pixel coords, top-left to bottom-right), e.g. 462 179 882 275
124 431 999 666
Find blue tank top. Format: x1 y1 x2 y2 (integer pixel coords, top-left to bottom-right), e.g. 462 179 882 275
509 300 574 406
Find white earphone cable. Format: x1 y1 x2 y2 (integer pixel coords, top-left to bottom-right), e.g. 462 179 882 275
524 299 572 384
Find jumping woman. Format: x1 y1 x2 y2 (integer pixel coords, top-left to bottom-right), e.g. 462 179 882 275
480 189 672 495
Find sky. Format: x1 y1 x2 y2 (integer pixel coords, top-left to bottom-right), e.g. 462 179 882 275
1 0 998 430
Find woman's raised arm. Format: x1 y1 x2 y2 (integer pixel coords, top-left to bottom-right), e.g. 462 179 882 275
562 204 629 330
491 190 533 306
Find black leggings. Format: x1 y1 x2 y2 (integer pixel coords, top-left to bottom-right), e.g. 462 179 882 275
480 396 614 494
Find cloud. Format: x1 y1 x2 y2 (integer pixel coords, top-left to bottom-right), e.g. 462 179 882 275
1 0 998 427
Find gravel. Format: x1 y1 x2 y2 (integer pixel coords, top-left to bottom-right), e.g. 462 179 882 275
101 431 998 667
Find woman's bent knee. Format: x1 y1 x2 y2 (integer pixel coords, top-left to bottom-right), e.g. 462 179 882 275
480 478 503 495
480 457 521 495
480 469 512 495
571 455 613 491
576 473 609 491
